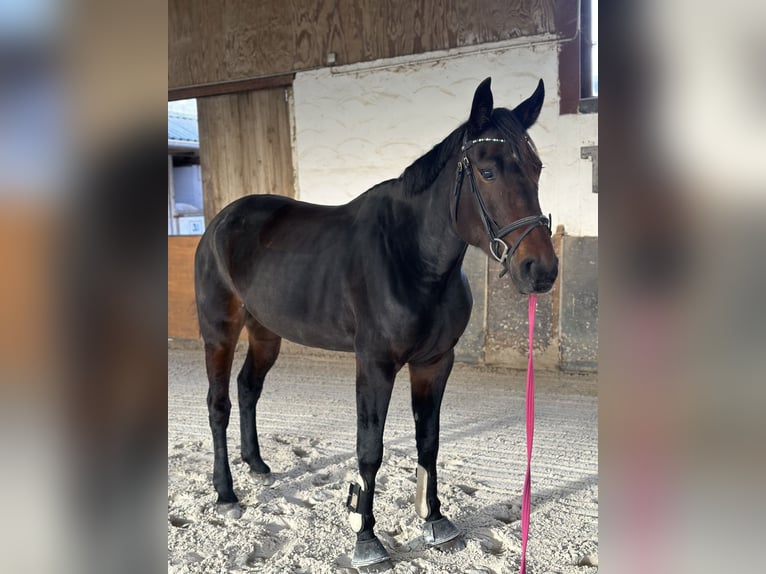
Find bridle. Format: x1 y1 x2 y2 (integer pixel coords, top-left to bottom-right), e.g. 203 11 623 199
453 136 551 277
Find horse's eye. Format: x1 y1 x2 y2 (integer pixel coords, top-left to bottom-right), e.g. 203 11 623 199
480 169 495 181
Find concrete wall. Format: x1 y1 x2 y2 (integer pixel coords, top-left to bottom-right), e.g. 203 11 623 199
293 36 597 236
559 236 598 371
290 37 598 371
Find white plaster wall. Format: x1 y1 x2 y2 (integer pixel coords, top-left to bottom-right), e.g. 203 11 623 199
293 37 598 236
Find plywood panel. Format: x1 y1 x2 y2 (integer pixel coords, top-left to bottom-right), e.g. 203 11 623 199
223 1 296 80
169 0 556 89
0 209 54 377
168 235 201 340
197 87 295 223
168 236 249 341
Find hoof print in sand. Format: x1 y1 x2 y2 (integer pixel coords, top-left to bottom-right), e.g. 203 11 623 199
169 515 193 528
311 472 332 487
292 446 310 458
475 528 506 556
489 503 519 525
283 492 315 509
456 483 478 496
577 552 598 566
245 536 283 565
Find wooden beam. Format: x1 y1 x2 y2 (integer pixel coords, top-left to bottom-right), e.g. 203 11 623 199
197 87 296 223
168 73 295 101
556 0 580 115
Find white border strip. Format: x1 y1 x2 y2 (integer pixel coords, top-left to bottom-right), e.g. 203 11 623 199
329 33 564 77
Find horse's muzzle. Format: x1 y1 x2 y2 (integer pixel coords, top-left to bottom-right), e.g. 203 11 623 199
514 256 558 294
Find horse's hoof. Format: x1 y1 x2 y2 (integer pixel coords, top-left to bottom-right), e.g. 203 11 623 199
355 561 393 574
248 470 275 486
433 534 466 552
423 516 462 548
351 537 392 572
216 502 243 519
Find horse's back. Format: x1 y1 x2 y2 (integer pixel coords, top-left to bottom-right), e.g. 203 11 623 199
195 194 358 350
196 193 342 281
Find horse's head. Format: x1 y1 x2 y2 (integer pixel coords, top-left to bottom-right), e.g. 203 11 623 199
452 77 558 294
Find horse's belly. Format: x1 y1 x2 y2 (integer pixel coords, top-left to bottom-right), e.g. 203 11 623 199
243 279 356 352
262 314 356 352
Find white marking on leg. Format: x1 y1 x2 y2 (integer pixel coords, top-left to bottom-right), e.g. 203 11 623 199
415 464 430 519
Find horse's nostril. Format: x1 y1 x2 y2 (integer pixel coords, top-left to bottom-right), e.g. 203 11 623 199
521 258 535 277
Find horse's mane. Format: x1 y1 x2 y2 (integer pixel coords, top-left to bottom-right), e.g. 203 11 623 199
399 124 466 196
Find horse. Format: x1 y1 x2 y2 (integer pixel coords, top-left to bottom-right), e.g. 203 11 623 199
194 77 558 569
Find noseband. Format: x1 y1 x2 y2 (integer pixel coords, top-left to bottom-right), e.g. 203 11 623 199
453 136 551 277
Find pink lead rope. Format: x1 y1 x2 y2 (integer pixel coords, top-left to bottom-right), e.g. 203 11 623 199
520 294 537 574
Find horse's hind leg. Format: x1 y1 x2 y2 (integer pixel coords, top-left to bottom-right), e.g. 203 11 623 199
409 349 464 549
238 316 281 485
198 290 245 515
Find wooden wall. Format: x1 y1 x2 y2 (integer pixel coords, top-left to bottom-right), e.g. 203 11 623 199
197 87 296 222
0 209 55 379
168 235 201 340
169 0 556 89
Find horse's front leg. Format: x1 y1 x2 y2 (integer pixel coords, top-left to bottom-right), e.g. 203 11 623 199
409 349 464 549
347 355 398 570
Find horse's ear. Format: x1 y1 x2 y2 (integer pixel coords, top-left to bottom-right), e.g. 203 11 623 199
512 79 545 130
468 77 494 133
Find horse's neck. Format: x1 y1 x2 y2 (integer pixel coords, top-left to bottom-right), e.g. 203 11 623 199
407 167 468 279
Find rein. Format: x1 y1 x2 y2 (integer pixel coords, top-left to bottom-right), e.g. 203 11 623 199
520 293 537 574
453 136 551 277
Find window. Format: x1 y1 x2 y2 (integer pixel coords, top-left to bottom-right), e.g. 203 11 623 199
580 0 598 112
580 0 598 111
589 0 598 96
557 0 598 114
167 99 205 235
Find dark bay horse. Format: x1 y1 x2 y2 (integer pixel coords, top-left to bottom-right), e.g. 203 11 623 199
194 77 558 569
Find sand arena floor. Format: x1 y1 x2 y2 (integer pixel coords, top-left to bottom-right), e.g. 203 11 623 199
168 346 598 573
